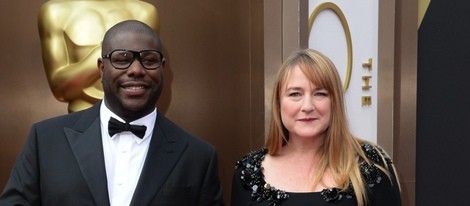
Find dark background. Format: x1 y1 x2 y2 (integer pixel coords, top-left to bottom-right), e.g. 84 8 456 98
417 1 470 205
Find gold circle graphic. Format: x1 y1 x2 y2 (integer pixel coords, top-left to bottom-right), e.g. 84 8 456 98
308 2 353 91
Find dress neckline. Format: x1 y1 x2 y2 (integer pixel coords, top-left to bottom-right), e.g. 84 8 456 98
234 143 387 205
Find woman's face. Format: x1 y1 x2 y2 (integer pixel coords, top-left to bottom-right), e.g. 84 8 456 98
280 65 331 140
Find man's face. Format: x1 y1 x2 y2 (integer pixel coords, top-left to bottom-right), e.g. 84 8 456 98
98 31 165 121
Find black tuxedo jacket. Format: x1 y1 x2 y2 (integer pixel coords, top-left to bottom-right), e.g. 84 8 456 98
0 102 224 205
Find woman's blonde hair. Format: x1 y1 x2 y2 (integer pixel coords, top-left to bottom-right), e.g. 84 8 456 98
266 49 370 206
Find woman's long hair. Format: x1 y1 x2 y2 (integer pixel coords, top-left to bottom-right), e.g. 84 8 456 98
266 49 370 206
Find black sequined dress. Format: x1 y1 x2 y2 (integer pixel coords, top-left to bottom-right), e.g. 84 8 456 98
231 144 401 206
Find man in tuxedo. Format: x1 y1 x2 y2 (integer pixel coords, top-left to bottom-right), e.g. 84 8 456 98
0 20 224 205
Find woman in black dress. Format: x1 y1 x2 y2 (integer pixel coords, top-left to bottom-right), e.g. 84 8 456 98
231 49 401 206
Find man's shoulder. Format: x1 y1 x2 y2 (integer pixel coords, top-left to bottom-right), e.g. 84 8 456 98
34 105 99 128
157 114 215 150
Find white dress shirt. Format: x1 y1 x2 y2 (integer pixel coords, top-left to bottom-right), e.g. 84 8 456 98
100 102 156 206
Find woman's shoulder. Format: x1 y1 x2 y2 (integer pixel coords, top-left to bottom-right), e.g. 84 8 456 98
234 148 267 170
233 148 290 205
359 143 402 205
360 143 395 173
359 143 399 189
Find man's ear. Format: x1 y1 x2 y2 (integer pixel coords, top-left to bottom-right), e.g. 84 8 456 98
160 58 166 71
97 58 104 76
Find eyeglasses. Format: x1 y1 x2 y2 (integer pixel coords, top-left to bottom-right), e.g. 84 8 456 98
102 49 164 70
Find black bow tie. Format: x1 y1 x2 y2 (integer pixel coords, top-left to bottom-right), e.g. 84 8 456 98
108 117 147 139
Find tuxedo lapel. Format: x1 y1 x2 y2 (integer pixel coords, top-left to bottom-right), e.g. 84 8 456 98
64 103 110 206
130 113 188 206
